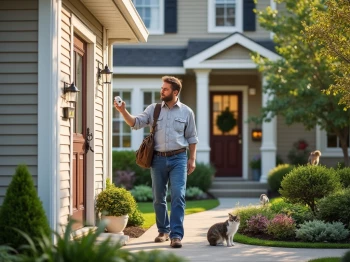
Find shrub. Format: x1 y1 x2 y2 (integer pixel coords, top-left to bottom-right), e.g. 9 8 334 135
267 214 296 240
95 179 137 217
127 208 145 227
279 165 341 215
336 167 350 188
267 164 294 193
270 198 314 225
0 165 51 249
245 214 269 234
186 162 215 192
342 250 350 262
234 205 275 233
287 139 310 165
113 151 152 186
296 220 349 242
130 185 153 202
185 187 206 200
317 188 350 228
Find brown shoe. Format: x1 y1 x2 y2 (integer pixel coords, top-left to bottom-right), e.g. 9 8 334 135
154 233 169 242
170 238 182 248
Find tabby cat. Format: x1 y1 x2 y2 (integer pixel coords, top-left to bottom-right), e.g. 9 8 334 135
207 213 240 247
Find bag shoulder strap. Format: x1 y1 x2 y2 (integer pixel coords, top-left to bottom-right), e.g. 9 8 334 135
151 103 161 133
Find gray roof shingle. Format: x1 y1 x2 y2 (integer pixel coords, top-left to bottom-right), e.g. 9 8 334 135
113 33 276 67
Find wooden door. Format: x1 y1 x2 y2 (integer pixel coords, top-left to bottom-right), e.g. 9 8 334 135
210 92 242 177
71 35 87 230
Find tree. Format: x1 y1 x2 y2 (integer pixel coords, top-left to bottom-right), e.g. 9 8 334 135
303 0 350 107
252 0 350 166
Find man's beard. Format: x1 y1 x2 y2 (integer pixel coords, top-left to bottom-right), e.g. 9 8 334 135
161 92 173 102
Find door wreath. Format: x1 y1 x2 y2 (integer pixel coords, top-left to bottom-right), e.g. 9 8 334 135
216 107 237 133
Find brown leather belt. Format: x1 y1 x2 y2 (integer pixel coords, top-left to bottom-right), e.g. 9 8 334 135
154 148 186 157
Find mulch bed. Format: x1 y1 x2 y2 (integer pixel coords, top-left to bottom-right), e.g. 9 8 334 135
123 226 147 238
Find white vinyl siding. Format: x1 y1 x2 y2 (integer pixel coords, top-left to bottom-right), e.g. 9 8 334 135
0 0 39 204
60 0 105 225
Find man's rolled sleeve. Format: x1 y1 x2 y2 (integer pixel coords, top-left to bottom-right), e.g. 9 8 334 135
131 105 153 130
185 110 199 144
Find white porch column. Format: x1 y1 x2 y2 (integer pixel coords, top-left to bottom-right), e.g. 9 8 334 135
260 77 277 182
194 69 211 163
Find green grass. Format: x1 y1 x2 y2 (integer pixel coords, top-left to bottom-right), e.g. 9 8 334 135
234 233 350 249
308 258 341 262
137 199 219 229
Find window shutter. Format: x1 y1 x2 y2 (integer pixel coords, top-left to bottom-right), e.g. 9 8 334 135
164 0 177 33
243 0 256 31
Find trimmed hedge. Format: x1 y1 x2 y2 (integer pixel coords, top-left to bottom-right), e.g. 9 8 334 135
267 164 294 193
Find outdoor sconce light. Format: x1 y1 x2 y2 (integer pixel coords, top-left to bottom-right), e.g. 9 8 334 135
97 61 113 85
63 82 80 102
251 128 262 141
63 106 75 119
249 87 256 95
62 82 79 119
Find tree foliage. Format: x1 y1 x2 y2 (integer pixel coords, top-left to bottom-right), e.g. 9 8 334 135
303 0 350 107
252 0 350 165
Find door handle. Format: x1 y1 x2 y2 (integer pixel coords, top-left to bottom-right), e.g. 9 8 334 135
85 128 94 153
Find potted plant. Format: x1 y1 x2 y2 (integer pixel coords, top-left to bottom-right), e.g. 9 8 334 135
95 178 137 234
250 155 261 181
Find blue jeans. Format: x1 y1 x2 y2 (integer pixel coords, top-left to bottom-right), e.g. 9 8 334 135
150 151 187 240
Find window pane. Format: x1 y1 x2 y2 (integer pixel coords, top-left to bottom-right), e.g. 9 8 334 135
123 122 130 134
113 122 120 133
135 0 143 5
216 18 225 26
144 92 152 105
226 18 235 26
154 91 161 101
123 136 131 147
113 135 120 147
216 7 224 16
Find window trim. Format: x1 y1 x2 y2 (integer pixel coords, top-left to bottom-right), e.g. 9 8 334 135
133 0 164 35
316 125 350 157
208 0 243 33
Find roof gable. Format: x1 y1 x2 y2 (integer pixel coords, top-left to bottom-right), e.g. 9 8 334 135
183 33 281 69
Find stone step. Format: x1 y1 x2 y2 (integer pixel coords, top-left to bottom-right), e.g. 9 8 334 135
208 188 266 198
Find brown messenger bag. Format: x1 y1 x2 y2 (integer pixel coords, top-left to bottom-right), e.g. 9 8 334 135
135 103 161 169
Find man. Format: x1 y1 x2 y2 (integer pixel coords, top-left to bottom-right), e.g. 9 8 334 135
114 76 198 248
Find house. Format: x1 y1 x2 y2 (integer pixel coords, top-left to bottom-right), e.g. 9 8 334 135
0 0 148 234
112 0 343 185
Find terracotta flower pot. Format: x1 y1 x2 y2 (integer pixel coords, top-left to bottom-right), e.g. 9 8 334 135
102 214 129 234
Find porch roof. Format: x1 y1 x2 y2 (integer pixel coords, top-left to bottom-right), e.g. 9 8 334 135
81 0 148 43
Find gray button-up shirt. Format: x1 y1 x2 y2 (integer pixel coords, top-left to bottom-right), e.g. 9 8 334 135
132 100 199 152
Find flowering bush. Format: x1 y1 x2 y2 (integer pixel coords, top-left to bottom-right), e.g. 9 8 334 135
267 214 296 240
287 139 310 165
245 214 269 234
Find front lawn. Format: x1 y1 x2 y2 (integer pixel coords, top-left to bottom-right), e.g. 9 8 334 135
137 199 219 229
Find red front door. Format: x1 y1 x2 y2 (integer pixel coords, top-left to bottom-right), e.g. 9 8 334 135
71 35 87 230
210 92 242 177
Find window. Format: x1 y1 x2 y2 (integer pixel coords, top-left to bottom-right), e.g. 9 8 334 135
133 0 164 34
113 91 132 149
143 90 161 137
208 0 242 33
317 126 350 157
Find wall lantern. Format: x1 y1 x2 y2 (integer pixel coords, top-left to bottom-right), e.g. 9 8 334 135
251 128 262 141
63 82 79 119
97 62 113 85
64 82 80 102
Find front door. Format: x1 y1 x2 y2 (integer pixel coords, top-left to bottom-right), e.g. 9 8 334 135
210 92 242 177
71 35 87 230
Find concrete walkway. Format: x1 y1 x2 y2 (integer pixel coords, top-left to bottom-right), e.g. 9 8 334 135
122 198 349 262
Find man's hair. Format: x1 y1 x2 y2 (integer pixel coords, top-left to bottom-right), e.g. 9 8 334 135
162 76 182 94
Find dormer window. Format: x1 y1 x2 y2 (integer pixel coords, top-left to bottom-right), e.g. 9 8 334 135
133 0 164 35
208 0 243 33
